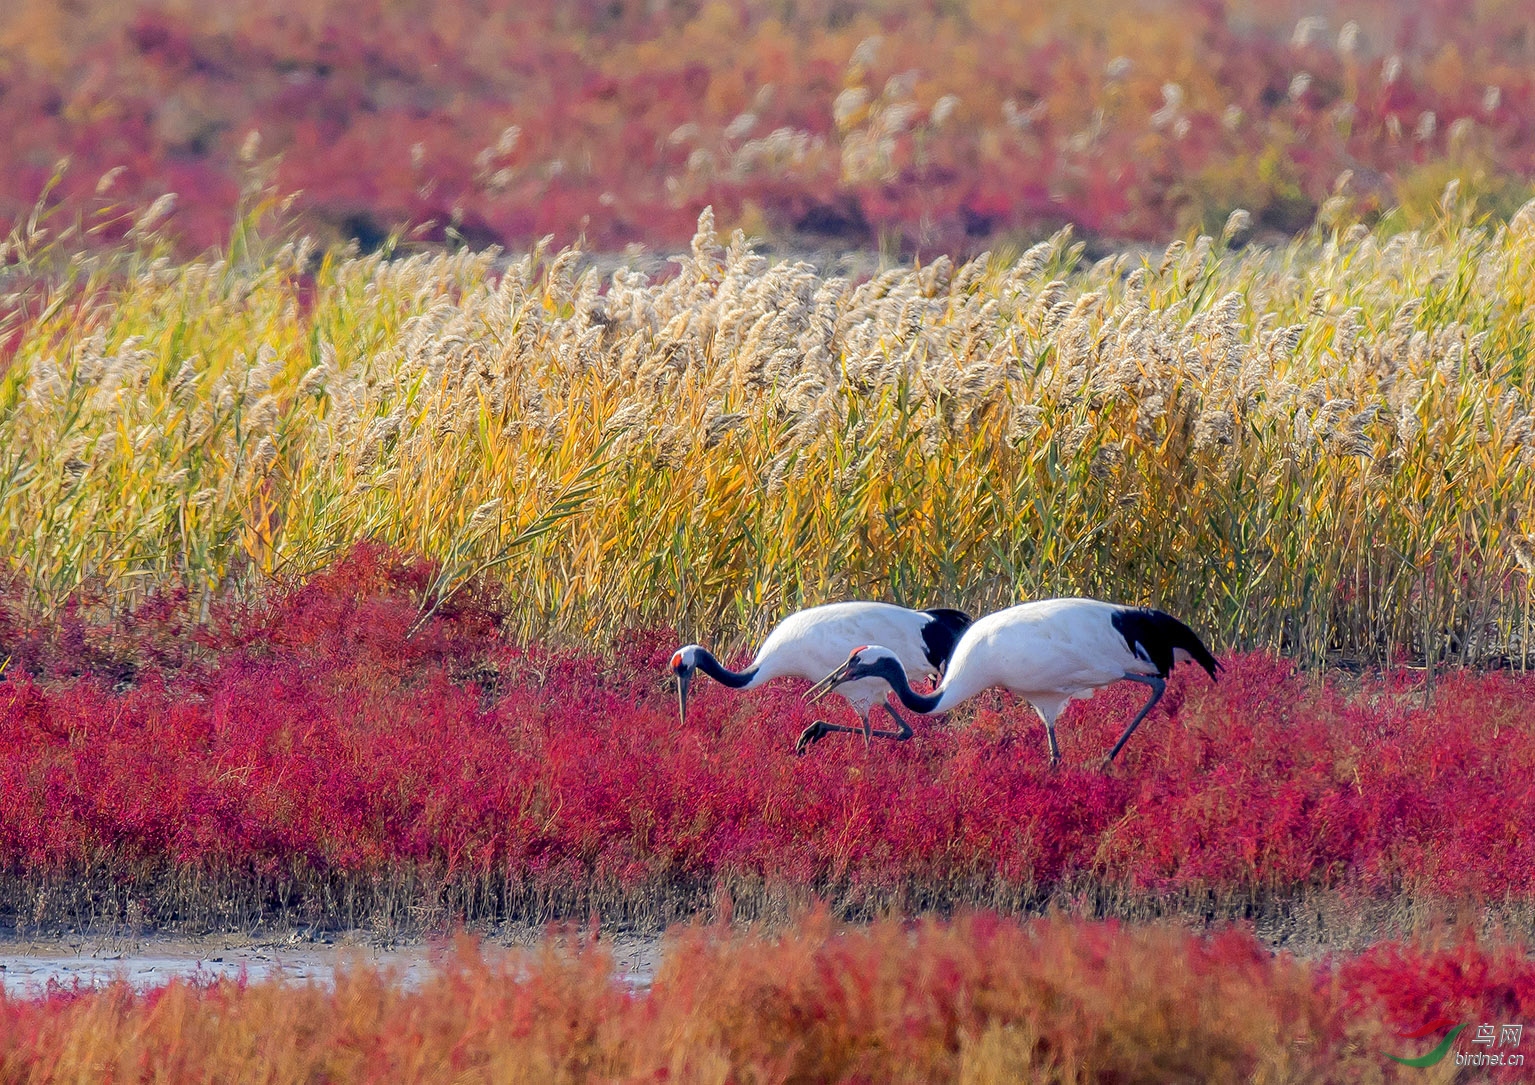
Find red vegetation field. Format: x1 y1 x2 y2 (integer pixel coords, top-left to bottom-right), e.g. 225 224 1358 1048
1 915 1532 1081
1 546 1532 932
2 0 1533 256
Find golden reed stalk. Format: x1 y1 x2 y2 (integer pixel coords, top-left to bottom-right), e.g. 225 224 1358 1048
4 200 1534 666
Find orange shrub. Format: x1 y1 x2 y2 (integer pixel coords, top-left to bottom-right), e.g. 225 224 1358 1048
3 914 1531 1082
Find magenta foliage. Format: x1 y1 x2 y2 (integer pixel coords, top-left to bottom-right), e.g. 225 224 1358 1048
1337 937 1535 1050
1 552 1534 904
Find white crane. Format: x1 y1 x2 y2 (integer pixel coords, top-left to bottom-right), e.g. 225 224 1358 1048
669 602 973 752
805 598 1219 767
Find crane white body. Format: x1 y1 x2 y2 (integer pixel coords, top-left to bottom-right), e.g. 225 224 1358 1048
670 601 971 750
809 597 1219 765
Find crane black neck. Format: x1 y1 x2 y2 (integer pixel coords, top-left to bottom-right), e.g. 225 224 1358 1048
693 649 758 689
868 656 943 714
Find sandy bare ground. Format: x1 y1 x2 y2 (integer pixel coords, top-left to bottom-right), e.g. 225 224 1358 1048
4 889 1529 996
0 929 663 995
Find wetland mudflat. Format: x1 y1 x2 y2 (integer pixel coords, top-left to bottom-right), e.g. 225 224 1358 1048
0 931 662 994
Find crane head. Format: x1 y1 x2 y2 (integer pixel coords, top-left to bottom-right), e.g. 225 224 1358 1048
670 645 701 725
804 645 904 702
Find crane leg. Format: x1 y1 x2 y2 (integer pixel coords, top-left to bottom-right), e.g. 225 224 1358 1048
1028 702 1065 768
1103 674 1166 766
795 703 913 755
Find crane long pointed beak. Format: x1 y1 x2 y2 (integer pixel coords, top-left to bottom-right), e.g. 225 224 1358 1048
804 660 855 703
676 669 692 727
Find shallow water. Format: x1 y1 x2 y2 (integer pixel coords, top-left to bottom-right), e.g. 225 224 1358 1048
0 933 661 995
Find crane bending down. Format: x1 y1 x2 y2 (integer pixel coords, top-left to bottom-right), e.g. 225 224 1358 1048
805 598 1219 766
669 602 972 753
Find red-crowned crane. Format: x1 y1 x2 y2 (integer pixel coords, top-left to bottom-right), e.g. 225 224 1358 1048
805 598 1219 767
669 602 972 752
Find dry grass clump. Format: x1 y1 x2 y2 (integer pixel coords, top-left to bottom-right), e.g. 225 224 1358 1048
4 199 1535 664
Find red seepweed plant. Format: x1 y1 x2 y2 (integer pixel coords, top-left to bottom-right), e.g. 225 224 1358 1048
1 545 1533 931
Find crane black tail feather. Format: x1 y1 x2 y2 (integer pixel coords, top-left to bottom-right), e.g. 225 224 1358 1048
1110 607 1221 681
920 607 974 673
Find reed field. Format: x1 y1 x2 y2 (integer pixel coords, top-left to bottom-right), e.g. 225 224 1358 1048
5 201 1535 669
6 191 1535 937
3 123 1533 1085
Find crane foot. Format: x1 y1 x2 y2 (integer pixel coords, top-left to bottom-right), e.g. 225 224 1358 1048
795 721 830 755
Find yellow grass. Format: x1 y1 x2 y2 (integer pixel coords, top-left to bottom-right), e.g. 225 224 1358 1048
4 197 1535 664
